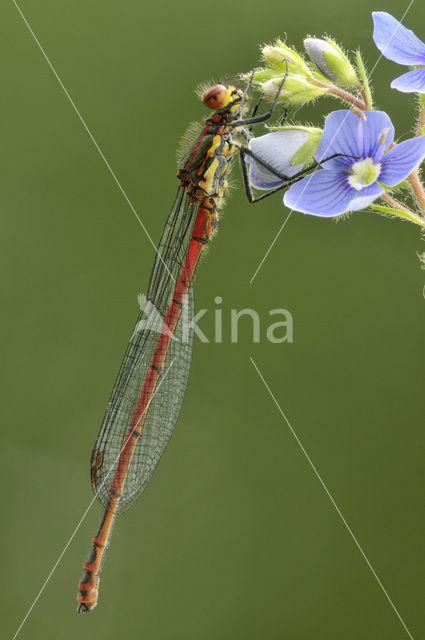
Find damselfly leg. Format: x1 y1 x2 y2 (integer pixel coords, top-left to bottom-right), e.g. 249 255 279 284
238 96 265 143
235 61 356 203
238 148 357 204
233 63 289 128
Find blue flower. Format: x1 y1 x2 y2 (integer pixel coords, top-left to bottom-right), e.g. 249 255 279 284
372 11 425 93
281 110 425 217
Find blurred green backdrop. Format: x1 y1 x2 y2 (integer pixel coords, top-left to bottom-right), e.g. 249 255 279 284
1 1 424 638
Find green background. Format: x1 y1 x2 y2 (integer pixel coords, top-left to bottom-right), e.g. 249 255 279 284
1 1 424 638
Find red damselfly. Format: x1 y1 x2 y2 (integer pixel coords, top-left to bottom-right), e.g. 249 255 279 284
77 68 327 612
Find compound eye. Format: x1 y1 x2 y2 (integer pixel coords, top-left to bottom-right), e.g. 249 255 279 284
203 84 228 110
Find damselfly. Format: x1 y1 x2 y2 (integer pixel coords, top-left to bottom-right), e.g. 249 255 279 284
77 69 333 612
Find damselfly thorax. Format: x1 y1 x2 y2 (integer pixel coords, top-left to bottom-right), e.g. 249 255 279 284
177 84 242 232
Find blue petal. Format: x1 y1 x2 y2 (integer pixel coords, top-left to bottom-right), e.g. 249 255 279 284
379 136 425 186
283 169 355 216
348 183 384 211
391 68 425 93
316 110 394 169
248 130 310 189
315 111 358 168
360 111 394 159
372 12 425 66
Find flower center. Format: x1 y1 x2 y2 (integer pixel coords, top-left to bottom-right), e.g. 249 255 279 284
348 157 381 191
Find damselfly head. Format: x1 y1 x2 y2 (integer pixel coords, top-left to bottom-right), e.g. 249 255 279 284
203 84 242 111
203 84 229 110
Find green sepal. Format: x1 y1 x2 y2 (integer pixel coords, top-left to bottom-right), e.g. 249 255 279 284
380 179 409 190
310 69 334 84
291 129 322 166
263 75 328 105
267 124 322 134
369 203 425 226
274 40 311 76
251 68 281 83
322 51 356 86
322 41 357 86
355 50 372 109
262 43 307 74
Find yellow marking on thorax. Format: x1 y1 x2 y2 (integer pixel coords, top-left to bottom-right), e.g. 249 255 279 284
197 133 235 195
201 158 220 193
205 134 223 161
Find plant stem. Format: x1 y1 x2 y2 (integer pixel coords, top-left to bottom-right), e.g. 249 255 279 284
381 192 415 215
356 83 371 110
380 193 425 226
309 77 367 110
416 106 425 136
408 170 425 216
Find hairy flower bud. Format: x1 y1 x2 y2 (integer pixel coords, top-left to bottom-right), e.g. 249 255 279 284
250 68 281 84
262 41 311 76
304 38 358 86
261 74 328 104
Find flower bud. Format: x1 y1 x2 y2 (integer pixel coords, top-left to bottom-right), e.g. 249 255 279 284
261 74 328 104
304 38 358 86
262 41 311 76
248 127 322 190
250 67 281 84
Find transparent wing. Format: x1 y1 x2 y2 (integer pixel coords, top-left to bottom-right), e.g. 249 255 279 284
90 189 198 513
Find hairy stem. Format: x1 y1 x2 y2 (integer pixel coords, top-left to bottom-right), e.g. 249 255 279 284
381 192 415 215
379 193 425 226
309 77 367 110
408 170 425 217
356 83 371 111
416 106 425 137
